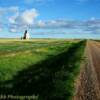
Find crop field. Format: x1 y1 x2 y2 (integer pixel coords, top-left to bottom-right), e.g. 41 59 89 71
0 39 86 100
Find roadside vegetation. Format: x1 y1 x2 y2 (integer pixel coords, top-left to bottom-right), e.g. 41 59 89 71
0 39 86 100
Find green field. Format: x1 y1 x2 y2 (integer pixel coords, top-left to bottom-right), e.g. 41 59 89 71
0 39 86 100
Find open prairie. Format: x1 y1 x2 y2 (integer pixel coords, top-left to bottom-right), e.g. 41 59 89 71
0 39 85 100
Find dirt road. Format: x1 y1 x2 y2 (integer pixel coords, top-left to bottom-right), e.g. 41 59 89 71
73 40 100 100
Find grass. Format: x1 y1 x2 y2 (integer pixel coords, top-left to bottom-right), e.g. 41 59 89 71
0 40 72 81
0 39 86 100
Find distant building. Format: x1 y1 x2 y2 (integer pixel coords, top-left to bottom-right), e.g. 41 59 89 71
23 30 30 39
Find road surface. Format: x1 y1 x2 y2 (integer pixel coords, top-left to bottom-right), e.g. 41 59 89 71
73 40 100 100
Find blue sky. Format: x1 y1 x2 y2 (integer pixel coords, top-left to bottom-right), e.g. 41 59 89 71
0 0 100 38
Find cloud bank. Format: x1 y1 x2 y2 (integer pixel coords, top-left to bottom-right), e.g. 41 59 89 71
0 7 100 35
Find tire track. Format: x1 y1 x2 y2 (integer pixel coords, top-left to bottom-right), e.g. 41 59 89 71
73 40 100 100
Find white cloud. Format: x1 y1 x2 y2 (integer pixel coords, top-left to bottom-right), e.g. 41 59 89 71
0 6 100 35
0 7 39 32
9 12 19 24
8 8 38 25
37 20 45 27
0 6 19 14
9 17 16 24
20 8 38 25
9 28 17 33
0 6 19 25
35 20 80 29
8 18 100 35
90 17 96 21
0 7 38 25
8 6 19 13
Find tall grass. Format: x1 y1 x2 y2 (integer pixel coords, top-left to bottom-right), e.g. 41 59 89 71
0 40 86 100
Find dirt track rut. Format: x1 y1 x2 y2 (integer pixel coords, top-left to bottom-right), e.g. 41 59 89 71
73 40 100 100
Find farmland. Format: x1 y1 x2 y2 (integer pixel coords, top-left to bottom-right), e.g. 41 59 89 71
0 39 85 100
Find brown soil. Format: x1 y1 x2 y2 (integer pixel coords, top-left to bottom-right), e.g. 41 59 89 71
73 40 100 100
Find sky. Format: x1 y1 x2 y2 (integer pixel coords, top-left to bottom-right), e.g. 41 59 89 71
0 0 100 39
